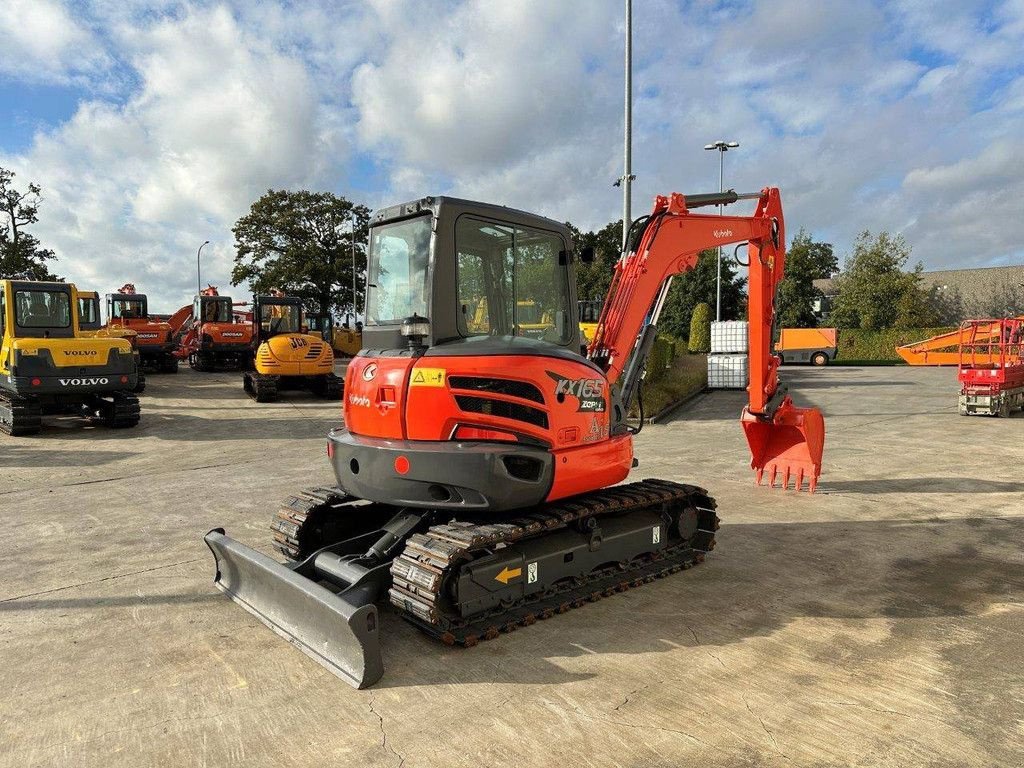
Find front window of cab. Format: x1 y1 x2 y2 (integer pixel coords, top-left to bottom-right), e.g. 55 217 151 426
366 216 431 325
201 297 233 322
78 297 101 327
456 217 572 345
259 302 301 334
112 298 146 319
15 290 71 328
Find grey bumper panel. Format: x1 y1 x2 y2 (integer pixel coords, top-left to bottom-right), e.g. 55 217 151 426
328 430 554 512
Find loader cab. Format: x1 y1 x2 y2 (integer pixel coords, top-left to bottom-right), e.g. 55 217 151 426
306 313 333 343
2 281 76 339
253 296 303 342
107 293 148 321
194 295 233 325
363 196 582 354
77 291 102 332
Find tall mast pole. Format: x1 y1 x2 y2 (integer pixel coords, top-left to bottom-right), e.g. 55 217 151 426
622 0 633 252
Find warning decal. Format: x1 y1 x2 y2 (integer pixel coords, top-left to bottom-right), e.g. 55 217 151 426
410 367 446 387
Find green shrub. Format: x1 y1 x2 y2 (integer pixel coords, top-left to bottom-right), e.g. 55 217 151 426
646 334 677 383
834 327 957 361
688 303 712 353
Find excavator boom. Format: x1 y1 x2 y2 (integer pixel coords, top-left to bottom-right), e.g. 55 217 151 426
589 187 824 490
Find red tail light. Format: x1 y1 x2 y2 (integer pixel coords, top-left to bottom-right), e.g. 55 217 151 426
453 425 519 442
327 441 334 458
31 377 41 386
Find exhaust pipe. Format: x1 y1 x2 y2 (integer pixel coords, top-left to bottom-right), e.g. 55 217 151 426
205 529 384 689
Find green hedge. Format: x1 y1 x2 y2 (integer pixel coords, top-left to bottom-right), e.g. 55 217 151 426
834 327 957 362
647 334 677 383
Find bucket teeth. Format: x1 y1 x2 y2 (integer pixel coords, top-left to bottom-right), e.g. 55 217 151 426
754 461 818 492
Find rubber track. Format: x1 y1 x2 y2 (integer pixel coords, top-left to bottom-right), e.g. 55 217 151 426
245 373 278 402
271 487 363 560
0 392 43 436
389 479 718 646
105 392 141 429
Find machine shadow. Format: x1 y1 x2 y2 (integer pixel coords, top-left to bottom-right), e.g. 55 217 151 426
0 592 223 612
374 515 1024 688
0 448 138 467
824 477 1024 494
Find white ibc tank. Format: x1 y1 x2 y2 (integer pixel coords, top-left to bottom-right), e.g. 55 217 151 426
707 354 749 390
710 321 749 354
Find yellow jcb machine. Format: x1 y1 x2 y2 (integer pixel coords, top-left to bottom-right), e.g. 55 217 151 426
0 280 141 435
77 289 146 393
243 294 343 402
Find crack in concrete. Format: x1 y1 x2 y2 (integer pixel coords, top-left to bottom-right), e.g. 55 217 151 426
815 699 947 724
685 623 726 669
368 698 405 768
743 696 789 760
613 684 649 712
550 701 704 745
2 461 248 497
0 558 204 603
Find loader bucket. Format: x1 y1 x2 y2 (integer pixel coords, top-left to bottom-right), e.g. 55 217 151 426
741 397 825 492
204 529 384 689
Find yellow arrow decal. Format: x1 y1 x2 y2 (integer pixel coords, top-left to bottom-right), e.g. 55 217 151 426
494 566 521 585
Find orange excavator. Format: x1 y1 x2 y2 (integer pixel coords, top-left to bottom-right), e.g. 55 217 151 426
104 284 178 373
175 286 254 371
896 317 1024 365
205 188 825 688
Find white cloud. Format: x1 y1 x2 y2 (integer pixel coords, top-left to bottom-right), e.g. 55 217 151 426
0 0 110 83
3 4 350 311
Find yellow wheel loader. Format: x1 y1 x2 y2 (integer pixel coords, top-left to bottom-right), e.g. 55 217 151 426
242 295 342 402
1 280 141 435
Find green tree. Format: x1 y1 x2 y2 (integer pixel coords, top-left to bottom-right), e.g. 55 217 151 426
688 302 712 353
571 219 622 302
775 229 836 328
0 167 59 281
829 231 935 330
231 189 370 319
658 249 746 340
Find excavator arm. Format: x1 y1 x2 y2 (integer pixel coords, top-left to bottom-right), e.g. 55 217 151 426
588 187 825 491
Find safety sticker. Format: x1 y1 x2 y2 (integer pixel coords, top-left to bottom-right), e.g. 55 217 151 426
527 561 538 584
410 367 446 387
652 526 661 544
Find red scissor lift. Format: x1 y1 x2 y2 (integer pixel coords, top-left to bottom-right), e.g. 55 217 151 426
958 318 1024 417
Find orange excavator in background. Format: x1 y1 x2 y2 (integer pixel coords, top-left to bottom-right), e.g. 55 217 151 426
104 284 178 373
175 286 254 371
206 187 825 688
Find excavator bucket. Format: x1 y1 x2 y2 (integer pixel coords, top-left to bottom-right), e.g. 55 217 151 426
741 397 825 492
204 529 384 689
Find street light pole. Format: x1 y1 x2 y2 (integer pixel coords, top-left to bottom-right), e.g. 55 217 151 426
196 240 210 295
351 214 357 324
703 140 739 321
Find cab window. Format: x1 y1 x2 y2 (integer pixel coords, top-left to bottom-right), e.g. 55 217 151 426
112 298 146 319
15 290 71 328
456 217 571 344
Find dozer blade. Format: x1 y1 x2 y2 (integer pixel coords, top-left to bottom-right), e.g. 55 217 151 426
741 396 825 492
204 529 384 689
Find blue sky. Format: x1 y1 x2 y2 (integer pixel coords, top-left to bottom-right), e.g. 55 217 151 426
1 0 1022 311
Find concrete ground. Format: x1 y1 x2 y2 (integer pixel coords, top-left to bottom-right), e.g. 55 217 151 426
2 365 1022 767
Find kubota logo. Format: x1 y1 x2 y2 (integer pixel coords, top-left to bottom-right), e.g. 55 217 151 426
348 394 371 407
59 377 109 386
362 363 377 381
63 350 97 356
713 229 733 238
